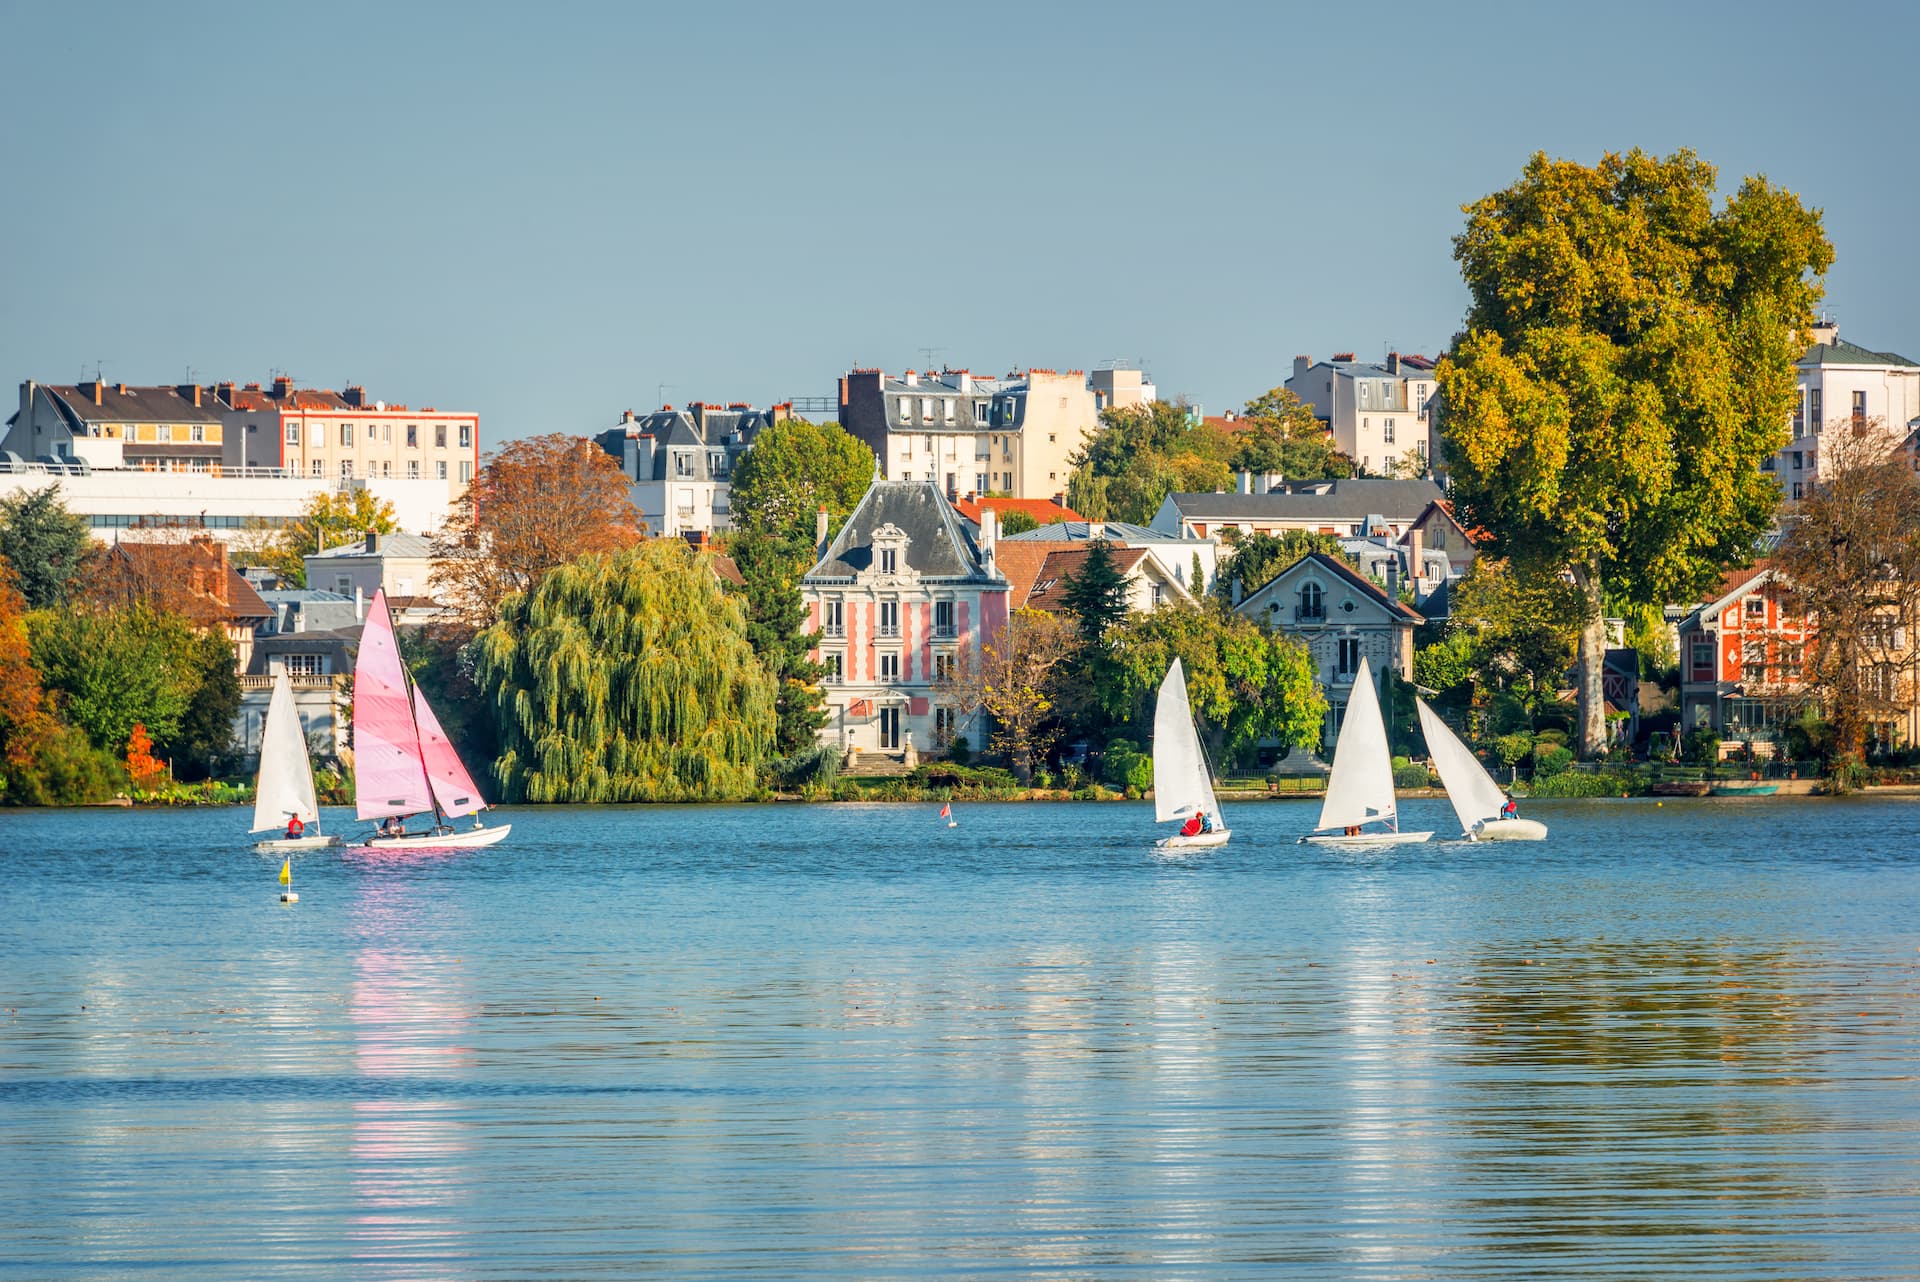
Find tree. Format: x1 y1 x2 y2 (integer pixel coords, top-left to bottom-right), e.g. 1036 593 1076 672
1212 530 1347 602
157 629 242 778
1438 148 1832 755
726 529 829 758
1772 428 1920 782
255 489 400 587
997 510 1040 536
434 433 641 628
937 608 1081 783
473 541 776 802
0 563 52 775
727 418 874 546
1068 402 1235 524
1190 551 1206 598
1230 388 1347 480
0 485 92 609
1059 540 1131 642
28 604 203 754
1098 603 1326 765
1444 558 1583 728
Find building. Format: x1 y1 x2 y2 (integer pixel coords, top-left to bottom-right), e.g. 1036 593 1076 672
801 480 1010 760
950 494 1083 528
1285 352 1440 476
1087 365 1156 412
1403 499 1478 576
238 596 363 763
1770 321 1920 495
1149 478 1446 541
94 535 273 674
593 401 788 536
1676 569 1812 750
994 540 1193 617
1231 551 1421 741
8 379 228 470
213 377 480 508
303 531 443 622
838 366 1099 500
997 518 1222 598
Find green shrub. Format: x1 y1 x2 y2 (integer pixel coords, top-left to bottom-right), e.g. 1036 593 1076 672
1490 732 1535 768
772 742 841 791
0 721 126 806
1391 755 1411 771
1393 763 1432 788
946 735 971 765
1533 744 1574 777
1533 728 1568 748
830 780 866 802
1103 738 1153 794
1031 769 1053 789
1527 768 1644 797
1683 728 1721 766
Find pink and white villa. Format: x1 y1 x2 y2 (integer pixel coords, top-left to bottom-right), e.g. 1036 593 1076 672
801 480 1010 760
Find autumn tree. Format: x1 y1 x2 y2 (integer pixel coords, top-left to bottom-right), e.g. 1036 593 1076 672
433 433 641 628
26 605 206 754
0 563 51 773
1097 602 1326 765
0 485 92 609
727 418 874 546
247 489 401 587
936 608 1081 783
1772 428 1920 783
1438 148 1832 755
1230 387 1348 480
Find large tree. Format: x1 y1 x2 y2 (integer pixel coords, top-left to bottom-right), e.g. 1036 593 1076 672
0 485 92 609
1772 429 1920 782
1058 540 1131 642
1230 387 1348 480
27 604 204 755
727 418 874 546
434 433 641 628
1437 148 1832 755
1067 402 1235 524
474 541 776 802
1212 530 1349 603
246 489 399 587
726 529 829 758
1098 602 1326 766
0 563 51 775
936 607 1081 783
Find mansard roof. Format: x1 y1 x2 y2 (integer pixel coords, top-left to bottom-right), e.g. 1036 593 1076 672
806 479 1004 582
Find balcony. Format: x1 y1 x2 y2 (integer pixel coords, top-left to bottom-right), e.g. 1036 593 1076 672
933 624 957 639
877 624 901 638
1294 607 1326 624
820 624 844 638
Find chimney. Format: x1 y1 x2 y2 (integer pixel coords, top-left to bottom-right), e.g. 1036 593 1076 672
621 409 634 424
1386 555 1401 603
365 528 378 553
355 586 364 620
903 369 918 387
815 505 829 558
1408 527 1426 602
1053 492 1066 506
342 385 365 408
1238 470 1253 495
92 380 104 406
1231 576 1243 607
273 375 292 397
838 375 850 409
980 507 997 564
1088 520 1105 541
1387 351 1400 375
1809 317 1839 347
1293 355 1311 380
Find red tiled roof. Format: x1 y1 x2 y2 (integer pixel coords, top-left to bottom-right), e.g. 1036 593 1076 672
707 553 745 587
955 496 1085 525
1023 546 1152 613
992 542 1055 605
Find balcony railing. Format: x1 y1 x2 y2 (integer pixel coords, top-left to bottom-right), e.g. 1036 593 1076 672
933 624 957 639
877 624 900 637
1295 607 1326 623
820 624 844 638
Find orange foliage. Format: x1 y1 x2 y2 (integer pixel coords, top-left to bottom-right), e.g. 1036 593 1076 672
0 563 51 767
125 722 165 789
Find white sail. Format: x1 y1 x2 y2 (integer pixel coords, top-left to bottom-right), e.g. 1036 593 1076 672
251 670 320 833
1314 655 1396 831
1153 658 1222 825
1417 698 1511 834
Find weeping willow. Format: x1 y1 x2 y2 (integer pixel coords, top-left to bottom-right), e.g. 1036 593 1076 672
474 542 777 802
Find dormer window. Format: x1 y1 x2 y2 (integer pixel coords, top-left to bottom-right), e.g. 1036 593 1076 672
880 548 897 575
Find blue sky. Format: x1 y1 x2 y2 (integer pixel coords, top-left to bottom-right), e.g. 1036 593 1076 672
3 0 1913 442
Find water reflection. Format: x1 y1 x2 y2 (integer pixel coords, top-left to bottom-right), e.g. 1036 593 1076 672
348 873 473 1280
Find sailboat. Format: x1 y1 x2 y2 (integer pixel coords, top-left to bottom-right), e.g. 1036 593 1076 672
251 668 339 851
351 588 510 851
1154 657 1230 848
1302 655 1432 845
1416 699 1548 841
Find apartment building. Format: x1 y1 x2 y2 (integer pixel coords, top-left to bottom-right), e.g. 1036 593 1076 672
7 379 227 470
1087 364 1156 412
1769 321 1920 497
593 400 789 535
838 366 1100 500
214 376 480 507
1284 352 1439 476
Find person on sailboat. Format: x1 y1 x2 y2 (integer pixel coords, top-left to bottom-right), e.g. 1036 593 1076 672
286 815 304 840
1199 811 1215 833
1180 812 1203 838
1500 798 1519 821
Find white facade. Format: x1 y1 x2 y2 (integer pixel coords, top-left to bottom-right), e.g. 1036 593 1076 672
0 461 451 544
1771 322 1920 496
1285 353 1438 476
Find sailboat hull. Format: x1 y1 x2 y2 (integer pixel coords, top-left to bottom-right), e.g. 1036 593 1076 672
1302 830 1434 846
1471 818 1548 841
1157 828 1231 850
358 823 511 851
253 834 342 852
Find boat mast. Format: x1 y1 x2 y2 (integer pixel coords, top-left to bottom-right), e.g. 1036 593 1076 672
389 596 446 832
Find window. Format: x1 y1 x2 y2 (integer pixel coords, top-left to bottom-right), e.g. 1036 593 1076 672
283 654 324 676
924 434 934 453
1337 637 1361 677
285 422 300 444
1792 392 1805 434
382 424 393 442
822 653 843 683
458 424 471 448
1048 433 1056 444
340 424 352 446
335 575 351 595
675 452 694 477
880 549 897 575
975 400 988 422
459 461 472 483
1691 638 1714 676
1359 382 1370 404
1151 582 1164 606
341 460 354 478
878 600 899 636
1853 390 1868 421
407 459 419 479
879 652 900 680
436 425 447 448
1743 641 1768 669
436 461 448 480
190 425 205 442
157 424 172 442
1383 419 1395 444
944 399 955 422
311 460 323 478
822 601 844 637
899 400 913 424
367 423 377 441
1746 597 1766 618
934 652 955 682
1429 523 1446 549
1299 581 1324 620
934 600 955 637
1810 389 1822 433
935 706 957 742
381 460 392 478
922 401 933 424
976 473 988 493
406 425 418 447
1792 481 1804 500
1791 450 1803 470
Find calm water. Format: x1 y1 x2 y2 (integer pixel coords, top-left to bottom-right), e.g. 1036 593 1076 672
3 798 1920 1280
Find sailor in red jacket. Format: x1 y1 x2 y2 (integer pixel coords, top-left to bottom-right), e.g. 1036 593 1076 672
1180 812 1204 838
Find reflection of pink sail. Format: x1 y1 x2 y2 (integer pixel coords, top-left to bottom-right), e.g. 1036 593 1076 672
412 684 486 818
353 589 434 820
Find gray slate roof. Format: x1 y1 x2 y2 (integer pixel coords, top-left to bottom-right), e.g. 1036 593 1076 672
1000 520 1182 543
806 480 1000 581
1167 479 1445 522
308 532 436 559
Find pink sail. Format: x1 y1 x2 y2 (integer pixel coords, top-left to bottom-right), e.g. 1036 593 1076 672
352 589 435 820
412 683 487 819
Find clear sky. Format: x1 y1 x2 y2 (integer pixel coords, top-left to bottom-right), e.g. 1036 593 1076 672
3 0 1913 442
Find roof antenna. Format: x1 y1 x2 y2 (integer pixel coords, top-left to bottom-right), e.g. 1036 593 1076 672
918 346 944 370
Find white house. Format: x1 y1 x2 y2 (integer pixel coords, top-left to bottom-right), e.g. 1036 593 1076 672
1771 320 1920 496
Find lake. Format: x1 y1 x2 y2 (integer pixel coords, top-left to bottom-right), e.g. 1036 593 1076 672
3 797 1919 1279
